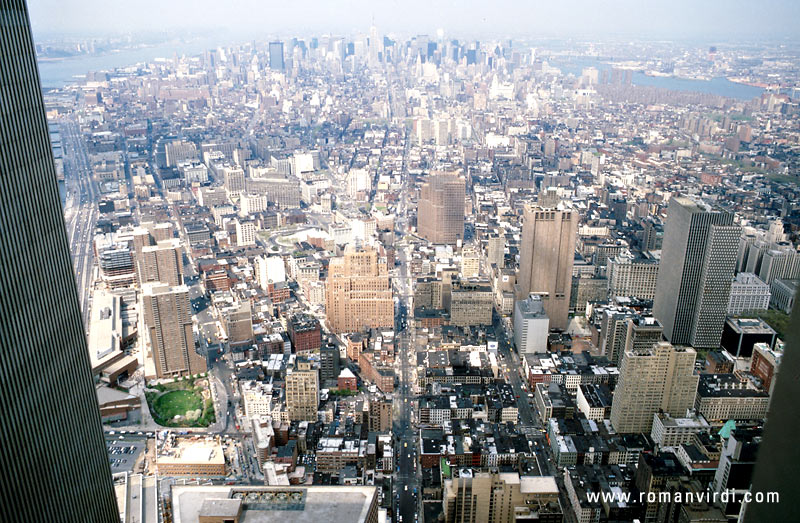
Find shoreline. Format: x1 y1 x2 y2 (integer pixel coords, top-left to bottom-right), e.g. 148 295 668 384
727 77 780 89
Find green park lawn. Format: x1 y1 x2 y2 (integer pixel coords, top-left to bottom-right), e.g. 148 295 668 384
145 376 216 427
153 390 202 420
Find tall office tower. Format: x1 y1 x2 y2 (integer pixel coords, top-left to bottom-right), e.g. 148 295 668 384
325 245 393 334
222 165 245 194
641 217 664 252
712 428 763 521
487 233 505 268
0 1 119 519
286 358 319 421
368 24 382 66
653 197 741 348
766 218 786 244
737 228 763 273
758 247 800 284
600 308 635 365
610 342 699 434
417 171 465 245
138 238 184 287
516 204 577 330
142 283 206 378
443 471 561 523
623 316 664 355
269 41 285 71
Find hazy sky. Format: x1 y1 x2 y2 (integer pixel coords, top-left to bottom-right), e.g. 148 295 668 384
28 0 800 41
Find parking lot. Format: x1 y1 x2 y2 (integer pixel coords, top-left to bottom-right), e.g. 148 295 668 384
106 438 146 474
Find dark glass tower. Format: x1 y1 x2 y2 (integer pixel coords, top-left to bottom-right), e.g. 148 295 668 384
653 197 740 349
0 1 119 521
269 40 285 70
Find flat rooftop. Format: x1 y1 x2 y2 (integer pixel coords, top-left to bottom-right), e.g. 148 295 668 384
172 485 377 523
88 290 123 372
157 438 225 466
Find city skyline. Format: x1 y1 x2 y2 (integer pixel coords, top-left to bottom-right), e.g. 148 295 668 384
2 0 798 520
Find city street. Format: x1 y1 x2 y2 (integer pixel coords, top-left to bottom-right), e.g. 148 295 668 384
392 130 422 522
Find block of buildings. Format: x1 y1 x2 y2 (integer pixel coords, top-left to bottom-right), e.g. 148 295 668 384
650 412 710 448
695 374 770 422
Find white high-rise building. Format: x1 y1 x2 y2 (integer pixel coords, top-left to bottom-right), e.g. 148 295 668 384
727 273 771 315
766 219 786 244
235 220 258 247
178 161 209 184
513 294 550 353
346 168 371 200
460 245 480 278
240 193 268 217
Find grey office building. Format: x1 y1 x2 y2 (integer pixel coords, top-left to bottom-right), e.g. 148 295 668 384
0 1 119 520
269 41 285 70
653 197 741 348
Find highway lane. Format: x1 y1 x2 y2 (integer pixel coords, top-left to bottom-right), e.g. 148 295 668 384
60 118 99 329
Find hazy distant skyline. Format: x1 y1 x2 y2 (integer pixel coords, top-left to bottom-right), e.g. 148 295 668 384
28 0 800 42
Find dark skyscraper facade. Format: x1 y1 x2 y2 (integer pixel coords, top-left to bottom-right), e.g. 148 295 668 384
0 1 119 521
653 197 741 348
269 40 285 70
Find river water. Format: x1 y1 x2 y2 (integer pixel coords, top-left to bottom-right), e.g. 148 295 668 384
37 36 232 88
546 56 764 101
